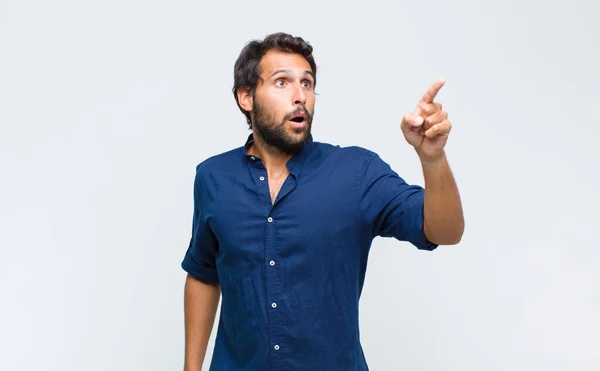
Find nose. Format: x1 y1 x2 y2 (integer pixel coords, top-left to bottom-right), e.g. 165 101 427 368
292 83 307 106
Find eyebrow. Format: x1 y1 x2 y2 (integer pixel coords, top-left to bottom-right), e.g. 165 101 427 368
269 69 314 80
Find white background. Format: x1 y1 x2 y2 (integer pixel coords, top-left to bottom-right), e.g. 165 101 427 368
1 0 599 370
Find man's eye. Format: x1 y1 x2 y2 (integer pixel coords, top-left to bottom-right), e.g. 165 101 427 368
302 81 312 88
275 80 285 86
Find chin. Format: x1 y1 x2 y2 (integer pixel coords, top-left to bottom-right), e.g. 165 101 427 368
290 128 310 141
281 133 309 153
288 128 307 137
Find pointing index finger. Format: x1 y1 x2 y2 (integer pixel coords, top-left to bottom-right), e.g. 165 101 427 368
419 78 446 105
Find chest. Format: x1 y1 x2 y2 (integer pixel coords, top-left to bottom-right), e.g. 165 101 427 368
268 173 289 204
205 173 364 263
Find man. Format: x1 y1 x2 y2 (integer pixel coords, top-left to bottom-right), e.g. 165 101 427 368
181 32 464 370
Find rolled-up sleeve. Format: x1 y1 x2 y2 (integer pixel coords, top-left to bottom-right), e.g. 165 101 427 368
358 150 438 251
181 166 220 284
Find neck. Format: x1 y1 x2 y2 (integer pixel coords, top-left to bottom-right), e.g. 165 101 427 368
248 131 293 177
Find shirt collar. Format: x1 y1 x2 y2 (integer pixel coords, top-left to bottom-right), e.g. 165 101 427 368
243 133 314 177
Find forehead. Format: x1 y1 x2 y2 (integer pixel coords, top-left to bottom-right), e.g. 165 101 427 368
259 49 312 78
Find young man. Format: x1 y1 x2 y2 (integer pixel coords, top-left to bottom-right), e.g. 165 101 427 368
181 32 464 370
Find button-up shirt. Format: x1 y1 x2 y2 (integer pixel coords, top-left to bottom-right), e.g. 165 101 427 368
181 133 438 370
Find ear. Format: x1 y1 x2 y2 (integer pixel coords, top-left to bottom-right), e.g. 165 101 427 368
237 87 253 113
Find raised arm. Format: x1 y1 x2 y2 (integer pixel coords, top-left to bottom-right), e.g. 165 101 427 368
400 79 464 245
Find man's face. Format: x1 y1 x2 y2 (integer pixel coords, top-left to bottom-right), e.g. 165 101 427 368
250 49 316 154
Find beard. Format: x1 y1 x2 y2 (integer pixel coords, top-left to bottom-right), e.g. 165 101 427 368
251 97 313 155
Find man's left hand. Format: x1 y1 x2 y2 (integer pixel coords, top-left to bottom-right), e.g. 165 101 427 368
400 79 451 163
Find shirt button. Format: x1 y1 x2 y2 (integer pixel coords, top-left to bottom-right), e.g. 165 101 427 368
259 176 265 181
269 260 275 266
268 217 273 223
271 303 277 308
250 156 256 160
274 345 280 351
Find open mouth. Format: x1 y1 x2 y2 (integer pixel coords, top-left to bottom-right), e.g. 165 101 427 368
288 111 308 126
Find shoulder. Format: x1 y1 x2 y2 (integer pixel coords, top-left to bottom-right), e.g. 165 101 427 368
313 140 399 182
312 140 381 163
194 145 244 180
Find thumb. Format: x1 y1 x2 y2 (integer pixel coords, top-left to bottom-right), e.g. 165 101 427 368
401 113 423 132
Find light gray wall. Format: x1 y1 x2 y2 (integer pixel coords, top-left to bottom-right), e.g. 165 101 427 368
1 0 598 370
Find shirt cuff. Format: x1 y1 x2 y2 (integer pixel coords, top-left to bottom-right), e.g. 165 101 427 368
181 250 219 284
408 197 439 251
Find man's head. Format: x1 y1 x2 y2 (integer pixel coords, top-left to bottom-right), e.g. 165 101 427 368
233 33 317 154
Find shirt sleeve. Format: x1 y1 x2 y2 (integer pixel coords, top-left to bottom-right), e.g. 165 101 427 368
358 150 438 251
181 166 220 284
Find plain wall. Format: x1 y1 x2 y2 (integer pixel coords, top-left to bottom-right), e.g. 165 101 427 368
1 0 598 370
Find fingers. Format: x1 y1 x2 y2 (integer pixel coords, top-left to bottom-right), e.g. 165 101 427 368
424 119 452 138
423 110 448 130
419 78 446 105
403 79 451 140
414 102 446 132
415 102 442 118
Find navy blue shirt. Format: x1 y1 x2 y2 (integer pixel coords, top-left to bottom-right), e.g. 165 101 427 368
181 133 438 370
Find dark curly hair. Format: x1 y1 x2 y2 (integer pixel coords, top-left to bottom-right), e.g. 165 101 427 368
232 32 317 128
